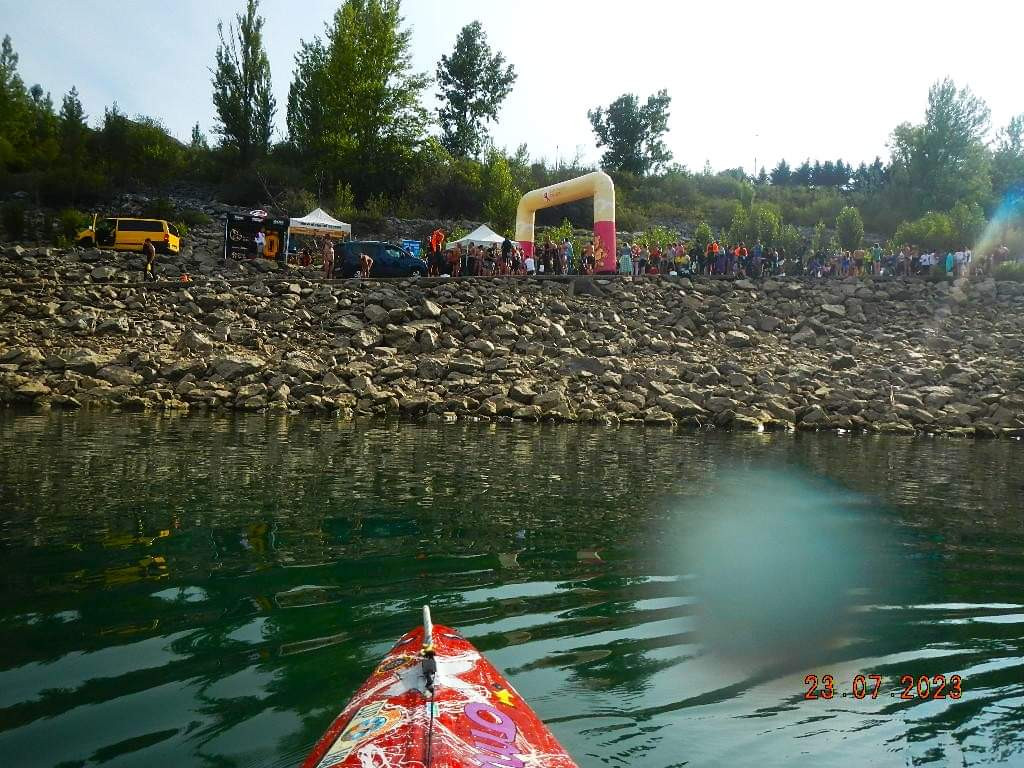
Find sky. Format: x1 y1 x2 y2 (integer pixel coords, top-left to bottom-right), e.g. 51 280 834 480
2 0 1022 174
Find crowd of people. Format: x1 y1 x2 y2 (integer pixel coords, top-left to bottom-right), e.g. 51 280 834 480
420 234 1008 281
424 233 607 277
274 226 1019 282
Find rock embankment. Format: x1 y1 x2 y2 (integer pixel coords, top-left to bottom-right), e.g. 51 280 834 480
1 244 1024 436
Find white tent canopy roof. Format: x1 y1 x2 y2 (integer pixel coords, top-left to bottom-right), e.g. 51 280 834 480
289 207 352 236
448 224 505 249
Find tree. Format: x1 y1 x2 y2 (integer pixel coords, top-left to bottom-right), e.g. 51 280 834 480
778 223 803 256
810 220 827 254
435 21 516 159
100 103 131 186
480 150 520 230
287 0 429 200
727 205 748 246
211 0 275 166
949 201 986 247
59 86 88 201
992 114 1024 200
587 89 672 175
889 78 992 214
729 202 780 246
0 35 32 169
750 203 780 245
894 211 956 252
692 221 713 254
770 159 791 185
836 206 864 251
190 122 209 150
793 159 812 187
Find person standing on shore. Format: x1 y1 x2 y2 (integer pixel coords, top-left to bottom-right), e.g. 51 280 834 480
502 236 513 274
447 244 462 277
619 241 633 276
635 242 649 277
143 238 157 281
358 248 373 278
321 234 334 279
255 228 266 259
428 228 445 276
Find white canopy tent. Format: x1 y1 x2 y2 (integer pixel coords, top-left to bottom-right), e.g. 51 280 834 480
288 208 352 237
447 224 505 249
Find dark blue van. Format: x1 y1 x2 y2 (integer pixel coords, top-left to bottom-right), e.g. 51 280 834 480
333 241 427 278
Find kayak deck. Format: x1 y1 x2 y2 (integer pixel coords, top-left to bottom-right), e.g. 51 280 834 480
302 620 578 768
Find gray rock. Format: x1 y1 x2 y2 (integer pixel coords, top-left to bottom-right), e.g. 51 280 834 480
352 327 384 348
364 304 389 323
176 329 215 352
724 330 753 347
15 380 51 399
532 390 567 411
90 266 119 281
656 394 706 417
211 354 265 379
800 405 827 424
96 365 143 387
792 327 817 345
830 354 856 371
63 349 107 375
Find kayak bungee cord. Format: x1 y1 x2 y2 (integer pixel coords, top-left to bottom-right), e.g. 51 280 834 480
421 605 438 767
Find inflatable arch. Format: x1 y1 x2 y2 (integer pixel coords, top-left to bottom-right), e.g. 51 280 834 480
515 171 616 273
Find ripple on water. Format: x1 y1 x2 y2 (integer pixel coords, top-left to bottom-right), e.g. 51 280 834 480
0 413 1022 767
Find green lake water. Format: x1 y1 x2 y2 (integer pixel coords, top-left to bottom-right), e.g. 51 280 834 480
0 413 1021 767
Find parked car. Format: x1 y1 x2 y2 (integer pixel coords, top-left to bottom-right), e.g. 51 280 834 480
76 216 181 254
333 240 427 278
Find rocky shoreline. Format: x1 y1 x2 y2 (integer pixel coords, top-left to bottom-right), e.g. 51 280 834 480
2 242 1024 437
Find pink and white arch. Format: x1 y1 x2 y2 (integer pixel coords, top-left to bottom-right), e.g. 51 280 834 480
515 171 617 273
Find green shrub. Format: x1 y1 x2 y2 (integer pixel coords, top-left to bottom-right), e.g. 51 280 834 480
994 262 1024 282
278 187 316 217
179 208 212 229
2 202 27 240
332 182 357 221
364 193 391 219
617 204 649 233
141 197 177 221
59 208 89 241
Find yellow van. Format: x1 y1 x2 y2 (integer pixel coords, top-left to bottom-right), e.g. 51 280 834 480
76 216 181 254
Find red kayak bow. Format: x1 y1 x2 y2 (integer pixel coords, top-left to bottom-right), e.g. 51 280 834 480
301 607 579 768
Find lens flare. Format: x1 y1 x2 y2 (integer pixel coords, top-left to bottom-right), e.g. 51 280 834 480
974 186 1024 260
665 468 896 670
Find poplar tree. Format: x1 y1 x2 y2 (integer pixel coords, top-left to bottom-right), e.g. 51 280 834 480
211 0 276 166
286 0 429 198
436 21 516 159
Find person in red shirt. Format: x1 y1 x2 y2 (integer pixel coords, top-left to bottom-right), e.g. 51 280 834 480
428 228 445 276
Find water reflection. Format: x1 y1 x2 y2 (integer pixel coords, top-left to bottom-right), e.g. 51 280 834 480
0 412 1021 767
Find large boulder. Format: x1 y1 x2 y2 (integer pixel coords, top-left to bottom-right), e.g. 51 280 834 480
64 349 108 375
656 394 706 417
210 354 265 380
90 266 119 281
96 365 143 387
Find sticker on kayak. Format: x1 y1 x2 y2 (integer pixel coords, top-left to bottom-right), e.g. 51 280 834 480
374 654 417 675
316 702 402 768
